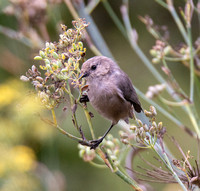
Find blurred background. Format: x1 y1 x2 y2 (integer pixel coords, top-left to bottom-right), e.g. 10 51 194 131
0 0 199 190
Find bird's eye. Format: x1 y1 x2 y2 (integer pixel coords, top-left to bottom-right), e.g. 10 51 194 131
91 65 97 70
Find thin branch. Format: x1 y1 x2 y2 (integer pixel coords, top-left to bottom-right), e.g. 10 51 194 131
102 0 128 39
0 25 33 48
85 0 100 14
72 0 114 59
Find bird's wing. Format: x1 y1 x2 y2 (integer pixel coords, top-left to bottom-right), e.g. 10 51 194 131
113 70 142 113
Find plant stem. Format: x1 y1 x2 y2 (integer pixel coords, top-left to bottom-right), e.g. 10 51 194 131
100 147 143 191
56 124 83 142
51 109 58 126
85 0 100 14
84 32 102 56
187 27 194 102
164 56 189 62
155 0 188 44
64 0 102 56
154 0 168 9
65 83 82 133
89 161 106 168
102 0 128 40
162 58 188 99
166 0 189 44
149 143 187 191
185 105 200 137
64 0 80 20
0 25 33 48
66 81 73 105
51 109 83 142
163 153 188 191
120 5 165 84
159 96 188 107
83 107 96 139
72 0 114 59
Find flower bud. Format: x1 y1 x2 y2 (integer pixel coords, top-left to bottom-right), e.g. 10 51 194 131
119 131 128 139
163 46 171 55
121 139 129 145
152 57 161 64
44 59 50 65
105 140 115 149
79 149 85 158
152 121 157 128
36 76 43 82
158 122 163 130
45 42 50 48
149 49 158 57
39 50 46 58
49 42 55 49
110 155 117 161
150 106 157 116
52 52 59 59
32 65 37 73
20 75 29 82
130 125 137 131
34 56 43 60
137 119 143 126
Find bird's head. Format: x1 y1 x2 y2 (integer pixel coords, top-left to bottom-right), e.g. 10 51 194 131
80 56 118 82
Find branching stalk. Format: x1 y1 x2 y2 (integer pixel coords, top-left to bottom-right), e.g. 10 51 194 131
100 147 143 191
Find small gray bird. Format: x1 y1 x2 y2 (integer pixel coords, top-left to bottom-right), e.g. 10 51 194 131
80 56 142 149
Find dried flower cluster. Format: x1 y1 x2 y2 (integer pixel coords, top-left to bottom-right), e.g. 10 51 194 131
150 40 171 64
78 134 122 166
21 19 89 109
102 134 121 165
78 144 96 162
146 22 200 76
145 83 166 99
139 15 169 41
119 106 165 148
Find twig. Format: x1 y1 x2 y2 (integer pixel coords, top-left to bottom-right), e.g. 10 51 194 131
166 0 189 44
85 0 100 14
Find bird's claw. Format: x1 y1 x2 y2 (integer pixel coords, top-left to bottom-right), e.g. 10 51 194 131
80 95 89 103
89 138 103 150
79 138 103 150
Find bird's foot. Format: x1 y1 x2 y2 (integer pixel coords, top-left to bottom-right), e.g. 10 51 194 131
89 138 103 150
78 138 103 150
80 95 89 103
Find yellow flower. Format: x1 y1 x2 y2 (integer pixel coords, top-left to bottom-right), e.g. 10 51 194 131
62 54 66 60
0 81 21 107
0 145 36 177
11 145 36 172
16 94 42 115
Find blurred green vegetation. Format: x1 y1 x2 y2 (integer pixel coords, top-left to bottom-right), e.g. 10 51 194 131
0 0 199 191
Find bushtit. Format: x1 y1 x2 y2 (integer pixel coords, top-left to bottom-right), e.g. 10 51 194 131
80 56 142 149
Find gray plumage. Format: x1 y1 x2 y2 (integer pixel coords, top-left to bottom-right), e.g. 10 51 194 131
80 56 142 149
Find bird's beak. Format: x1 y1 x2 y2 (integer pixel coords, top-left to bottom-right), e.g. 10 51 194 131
79 72 88 79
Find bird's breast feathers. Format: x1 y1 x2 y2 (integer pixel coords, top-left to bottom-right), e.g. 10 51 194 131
87 82 132 123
